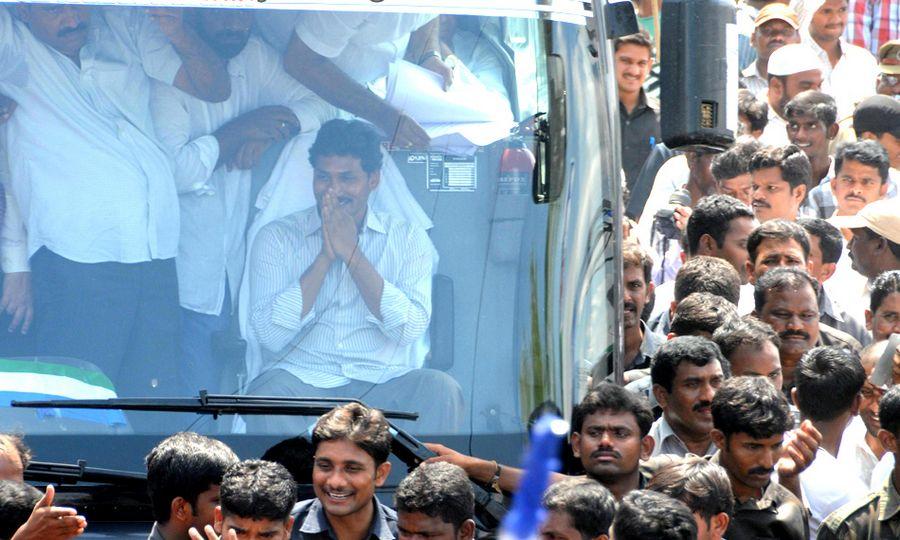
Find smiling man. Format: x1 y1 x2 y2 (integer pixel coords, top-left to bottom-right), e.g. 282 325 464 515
649 336 730 458
290 403 396 540
246 119 462 434
783 91 838 191
749 145 812 222
614 32 658 191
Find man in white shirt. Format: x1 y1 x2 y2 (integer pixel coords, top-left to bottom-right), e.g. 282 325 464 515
798 0 879 119
648 336 727 458
245 119 463 434
741 3 802 96
793 345 869 539
0 5 228 398
758 43 823 147
151 9 335 395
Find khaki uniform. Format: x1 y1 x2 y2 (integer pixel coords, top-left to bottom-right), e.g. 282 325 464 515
817 477 900 539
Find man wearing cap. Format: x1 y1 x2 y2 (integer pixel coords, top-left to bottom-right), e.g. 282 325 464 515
759 43 823 147
798 0 880 119
741 4 802 97
831 199 900 305
876 40 899 98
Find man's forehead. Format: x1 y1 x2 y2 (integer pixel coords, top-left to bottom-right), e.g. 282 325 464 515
764 285 817 306
758 238 804 255
732 431 784 444
675 359 723 379
581 410 639 429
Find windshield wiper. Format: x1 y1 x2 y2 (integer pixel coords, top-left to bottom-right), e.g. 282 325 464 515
12 392 418 420
25 459 146 488
12 393 506 529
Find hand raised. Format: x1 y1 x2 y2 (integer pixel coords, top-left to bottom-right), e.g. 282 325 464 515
321 191 359 263
11 485 87 540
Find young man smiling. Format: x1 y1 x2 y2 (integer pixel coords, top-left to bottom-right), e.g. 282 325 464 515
289 403 396 540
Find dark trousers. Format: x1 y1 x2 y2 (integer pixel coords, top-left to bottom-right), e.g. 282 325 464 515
31 248 180 398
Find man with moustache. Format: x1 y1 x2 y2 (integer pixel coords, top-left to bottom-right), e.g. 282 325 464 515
758 44 823 146
754 267 861 392
151 8 334 394
869 271 900 342
741 218 812 315
807 136 892 221
741 3 802 96
749 145 813 223
649 336 729 458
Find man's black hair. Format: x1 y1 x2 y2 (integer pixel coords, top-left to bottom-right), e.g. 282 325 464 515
542 478 616 540
747 219 811 264
834 140 891 184
711 137 762 182
0 434 31 471
145 432 239 523
685 195 755 257
712 376 793 438
738 90 768 133
220 460 297 521
673 256 742 305
651 335 731 393
783 91 838 128
712 316 782 360
396 462 474 531
0 480 40 539
308 119 384 174
753 267 820 314
647 456 734 524
871 270 900 314
749 144 812 191
613 30 653 54
794 346 865 422
879 386 900 437
797 217 843 265
670 291 740 337
261 437 314 486
611 490 698 540
573 383 654 437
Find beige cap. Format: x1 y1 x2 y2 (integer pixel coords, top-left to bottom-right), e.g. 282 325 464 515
755 3 801 29
879 40 900 75
830 198 900 244
767 43 822 77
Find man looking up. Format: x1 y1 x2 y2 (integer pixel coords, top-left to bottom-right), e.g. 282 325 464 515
783 91 839 190
818 385 900 538
190 460 297 540
614 32 659 191
713 316 784 390
804 0 879 119
246 119 462 434
749 145 813 222
759 43 823 146
540 478 616 540
711 140 762 207
742 3 802 96
146 432 239 540
395 462 475 540
425 383 655 501
291 403 396 540
649 336 730 458
869 270 900 341
710 377 815 540
647 457 734 540
792 346 868 538
754 267 861 391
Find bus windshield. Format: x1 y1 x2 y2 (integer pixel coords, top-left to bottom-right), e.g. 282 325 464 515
0 1 618 473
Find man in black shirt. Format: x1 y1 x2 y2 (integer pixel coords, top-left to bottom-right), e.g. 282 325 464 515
615 32 660 191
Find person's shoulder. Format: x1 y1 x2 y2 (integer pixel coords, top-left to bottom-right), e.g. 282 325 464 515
843 41 878 63
819 322 863 351
818 490 881 537
291 497 319 519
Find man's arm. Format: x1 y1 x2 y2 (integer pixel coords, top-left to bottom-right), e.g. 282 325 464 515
404 17 453 90
11 485 86 540
776 420 821 501
424 443 568 493
142 8 230 102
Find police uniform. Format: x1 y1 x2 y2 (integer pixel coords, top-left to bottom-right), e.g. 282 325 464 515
817 476 900 539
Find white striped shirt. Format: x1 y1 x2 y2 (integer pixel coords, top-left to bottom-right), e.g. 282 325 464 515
249 205 434 388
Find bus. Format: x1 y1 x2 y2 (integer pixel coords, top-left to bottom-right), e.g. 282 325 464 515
0 0 631 533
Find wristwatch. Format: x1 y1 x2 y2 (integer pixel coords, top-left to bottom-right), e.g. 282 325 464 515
489 461 502 494
418 50 442 65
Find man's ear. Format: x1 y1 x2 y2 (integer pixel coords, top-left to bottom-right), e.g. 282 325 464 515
850 393 861 416
820 262 837 282
284 516 296 536
646 281 655 298
711 512 731 536
640 434 654 461
710 429 726 451
699 233 717 255
747 260 756 284
866 309 873 331
878 428 898 454
879 181 889 199
791 184 808 206
652 383 669 411
790 387 799 408
368 171 381 190
171 496 190 524
669 300 677 319
826 123 839 140
858 131 877 141
214 506 224 534
768 77 783 103
570 432 582 458
459 519 476 540
374 461 391 487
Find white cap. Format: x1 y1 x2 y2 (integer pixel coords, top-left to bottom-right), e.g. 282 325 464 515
830 199 900 244
767 44 823 77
